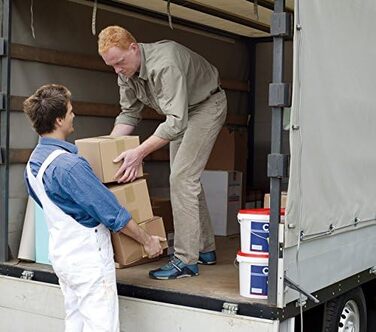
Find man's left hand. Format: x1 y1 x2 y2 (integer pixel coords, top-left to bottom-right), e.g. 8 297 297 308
113 147 143 183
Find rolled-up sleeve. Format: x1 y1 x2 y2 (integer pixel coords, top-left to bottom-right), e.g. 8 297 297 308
153 66 188 141
115 75 144 127
61 160 131 232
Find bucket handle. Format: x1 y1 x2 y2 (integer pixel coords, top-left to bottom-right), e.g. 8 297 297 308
250 231 269 244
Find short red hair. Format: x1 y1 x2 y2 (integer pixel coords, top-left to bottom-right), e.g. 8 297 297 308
98 26 137 55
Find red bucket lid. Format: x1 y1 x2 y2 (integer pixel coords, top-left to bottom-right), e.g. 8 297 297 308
237 250 269 258
238 208 285 216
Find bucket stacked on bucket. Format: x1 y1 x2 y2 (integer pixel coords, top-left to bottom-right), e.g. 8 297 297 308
237 208 285 299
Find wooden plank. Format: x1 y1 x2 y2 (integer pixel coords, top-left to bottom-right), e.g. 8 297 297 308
9 147 170 165
144 148 170 162
226 113 249 126
10 44 249 92
9 149 32 164
12 96 247 125
11 96 165 120
11 43 111 73
221 79 249 92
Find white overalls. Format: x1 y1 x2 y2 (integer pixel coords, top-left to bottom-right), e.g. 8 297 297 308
26 149 119 332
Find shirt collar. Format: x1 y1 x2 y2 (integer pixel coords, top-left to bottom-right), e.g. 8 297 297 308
138 43 147 80
39 137 78 154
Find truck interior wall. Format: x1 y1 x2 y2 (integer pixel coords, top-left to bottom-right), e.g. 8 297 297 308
8 0 251 258
253 40 292 194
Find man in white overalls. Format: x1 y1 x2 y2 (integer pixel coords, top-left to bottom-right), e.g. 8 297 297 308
23 84 164 332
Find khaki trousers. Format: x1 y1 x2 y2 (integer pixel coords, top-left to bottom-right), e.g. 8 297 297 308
170 90 227 264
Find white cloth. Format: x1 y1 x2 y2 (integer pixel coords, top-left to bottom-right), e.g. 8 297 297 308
26 149 119 332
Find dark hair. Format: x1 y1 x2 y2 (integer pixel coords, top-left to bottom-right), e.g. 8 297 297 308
23 84 72 135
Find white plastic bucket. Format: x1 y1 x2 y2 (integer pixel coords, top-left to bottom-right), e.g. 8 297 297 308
237 251 269 299
238 208 285 255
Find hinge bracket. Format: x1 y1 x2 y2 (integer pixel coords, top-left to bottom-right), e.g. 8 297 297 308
271 12 292 37
267 153 289 178
269 83 291 107
20 270 34 280
222 302 238 315
0 38 6 56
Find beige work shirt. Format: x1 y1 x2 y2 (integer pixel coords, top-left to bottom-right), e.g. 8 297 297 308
116 40 220 141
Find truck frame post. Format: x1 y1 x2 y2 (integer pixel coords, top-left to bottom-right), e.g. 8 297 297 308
0 0 12 263
268 0 291 307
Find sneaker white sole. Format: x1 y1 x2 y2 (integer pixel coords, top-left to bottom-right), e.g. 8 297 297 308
198 261 216 265
176 273 199 279
151 273 199 280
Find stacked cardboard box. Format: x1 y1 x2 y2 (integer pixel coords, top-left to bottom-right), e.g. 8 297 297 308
76 136 167 268
108 180 153 224
75 136 143 183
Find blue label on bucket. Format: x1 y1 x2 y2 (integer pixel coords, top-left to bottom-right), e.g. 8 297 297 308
250 265 268 296
250 221 269 253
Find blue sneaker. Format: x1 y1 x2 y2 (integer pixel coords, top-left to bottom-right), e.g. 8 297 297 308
198 251 217 265
149 256 199 280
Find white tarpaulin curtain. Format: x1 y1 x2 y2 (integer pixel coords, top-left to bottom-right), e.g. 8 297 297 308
285 0 376 248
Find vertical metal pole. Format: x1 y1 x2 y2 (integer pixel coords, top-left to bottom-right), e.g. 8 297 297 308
248 40 256 189
268 0 285 306
0 0 11 263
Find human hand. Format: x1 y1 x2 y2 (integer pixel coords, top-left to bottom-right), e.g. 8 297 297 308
113 148 143 183
143 235 166 258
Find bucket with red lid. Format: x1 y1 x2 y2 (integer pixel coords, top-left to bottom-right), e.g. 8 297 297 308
236 251 269 299
237 208 285 255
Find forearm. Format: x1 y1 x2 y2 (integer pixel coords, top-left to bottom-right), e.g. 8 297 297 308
120 218 151 246
111 123 135 136
136 135 169 158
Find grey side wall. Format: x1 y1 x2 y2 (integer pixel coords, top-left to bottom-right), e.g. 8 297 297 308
7 0 251 257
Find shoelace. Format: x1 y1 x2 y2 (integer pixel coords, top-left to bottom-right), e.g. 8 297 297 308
165 257 182 272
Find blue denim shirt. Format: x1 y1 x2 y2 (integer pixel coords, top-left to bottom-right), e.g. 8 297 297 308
24 137 131 232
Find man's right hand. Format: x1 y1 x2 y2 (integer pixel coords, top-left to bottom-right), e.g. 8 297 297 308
143 235 166 258
120 219 165 258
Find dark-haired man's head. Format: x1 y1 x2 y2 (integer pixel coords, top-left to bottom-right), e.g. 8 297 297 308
23 84 75 139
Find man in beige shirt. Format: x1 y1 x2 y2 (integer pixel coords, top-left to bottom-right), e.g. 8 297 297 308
98 26 227 279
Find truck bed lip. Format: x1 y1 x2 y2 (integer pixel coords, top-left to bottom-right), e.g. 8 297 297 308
0 261 283 321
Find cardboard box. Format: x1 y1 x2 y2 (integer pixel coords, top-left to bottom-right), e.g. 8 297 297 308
201 170 242 236
75 136 143 183
107 179 153 224
111 216 168 267
151 197 174 233
206 128 248 205
206 127 248 173
263 192 288 208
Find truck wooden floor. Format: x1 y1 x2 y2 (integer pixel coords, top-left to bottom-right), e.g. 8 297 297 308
2 235 267 307
116 234 265 304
